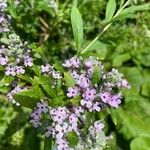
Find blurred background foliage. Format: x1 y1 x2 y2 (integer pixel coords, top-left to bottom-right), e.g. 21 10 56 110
0 0 150 149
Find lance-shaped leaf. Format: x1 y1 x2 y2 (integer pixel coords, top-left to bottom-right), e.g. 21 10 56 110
105 0 116 22
64 72 76 87
92 65 102 85
71 7 83 52
66 131 79 148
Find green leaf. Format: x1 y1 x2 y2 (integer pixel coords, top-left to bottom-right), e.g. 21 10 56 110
44 138 52 150
130 136 150 150
66 131 79 148
0 86 10 93
70 96 81 106
112 53 130 66
17 74 33 83
105 0 116 22
14 88 41 109
50 96 66 107
141 83 150 97
64 72 76 87
92 65 101 85
71 7 83 52
39 76 57 97
119 3 150 16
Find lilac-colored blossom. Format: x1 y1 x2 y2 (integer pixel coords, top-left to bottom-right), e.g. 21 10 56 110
67 86 79 98
82 88 96 100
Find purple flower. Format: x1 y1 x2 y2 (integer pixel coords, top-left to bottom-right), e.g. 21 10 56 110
45 126 55 137
24 55 33 67
81 99 92 108
70 57 80 68
89 102 101 112
41 64 52 73
52 71 61 79
70 70 79 80
108 93 122 108
94 121 104 131
82 88 96 100
67 87 79 98
5 65 16 76
56 139 69 150
0 56 8 65
121 79 130 89
37 101 49 113
100 92 111 103
77 75 90 88
85 59 93 68
15 66 25 74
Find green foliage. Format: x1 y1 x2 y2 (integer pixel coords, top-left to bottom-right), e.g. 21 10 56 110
1 0 150 149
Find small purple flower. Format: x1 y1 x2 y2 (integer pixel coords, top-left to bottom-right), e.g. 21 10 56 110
94 121 104 131
100 92 111 103
41 64 52 73
37 101 48 113
121 79 130 89
5 65 16 76
24 55 33 67
108 93 122 108
85 60 93 68
67 87 79 98
0 56 8 65
52 71 61 79
15 66 25 74
70 70 79 80
31 109 42 120
81 99 92 108
82 88 96 100
89 102 101 112
77 75 90 88
70 57 80 68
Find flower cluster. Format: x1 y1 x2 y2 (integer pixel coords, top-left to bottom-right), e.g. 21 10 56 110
0 33 33 76
29 56 130 150
30 101 107 150
0 0 10 33
64 56 129 109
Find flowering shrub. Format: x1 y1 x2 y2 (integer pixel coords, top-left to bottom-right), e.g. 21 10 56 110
0 0 149 150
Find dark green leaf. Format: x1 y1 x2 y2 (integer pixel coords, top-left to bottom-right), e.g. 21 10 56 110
14 89 41 109
44 138 52 150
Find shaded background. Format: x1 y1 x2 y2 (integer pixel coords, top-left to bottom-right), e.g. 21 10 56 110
0 0 150 149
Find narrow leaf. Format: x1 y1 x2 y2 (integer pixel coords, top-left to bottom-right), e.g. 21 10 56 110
105 0 116 22
92 65 101 85
64 72 76 87
119 3 150 16
66 131 79 148
71 7 83 52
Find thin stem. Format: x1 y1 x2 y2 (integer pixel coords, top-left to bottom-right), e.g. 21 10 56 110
81 0 132 54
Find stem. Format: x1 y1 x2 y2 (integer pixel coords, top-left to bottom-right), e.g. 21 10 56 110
81 0 131 54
